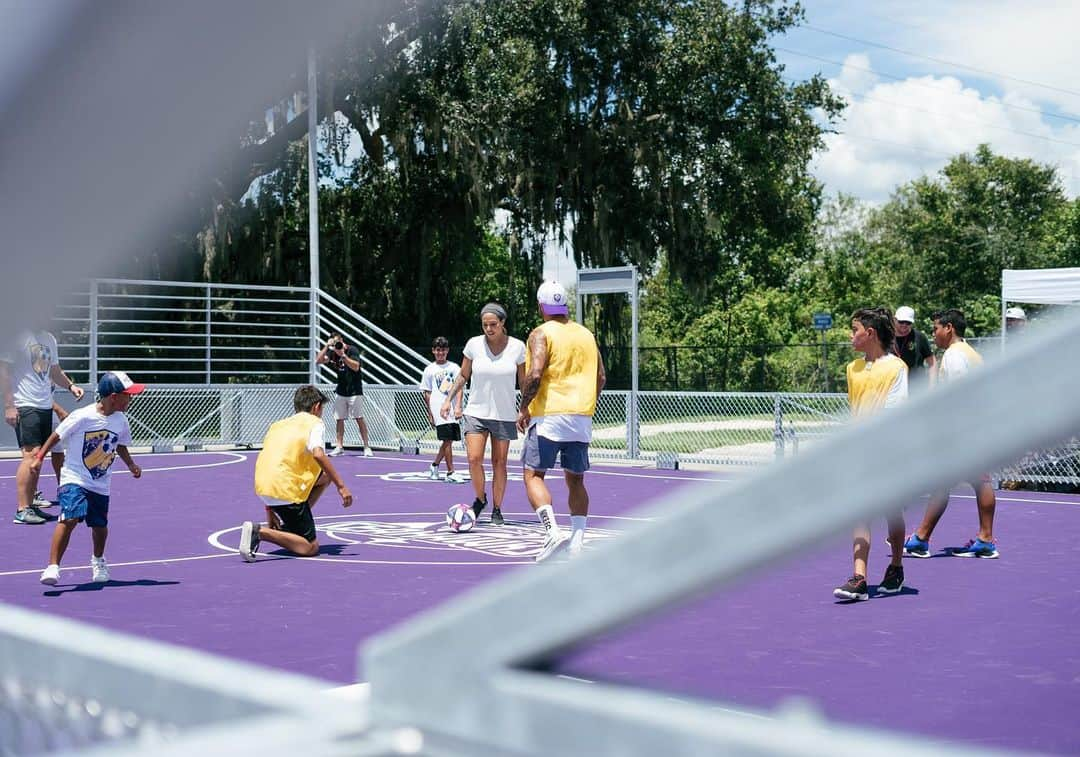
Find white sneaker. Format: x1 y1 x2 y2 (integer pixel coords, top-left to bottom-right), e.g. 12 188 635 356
239 521 260 562
90 556 110 583
446 471 466 484
535 531 570 563
33 490 55 508
328 446 344 457
568 540 584 558
363 448 374 458
39 564 60 586
428 465 440 480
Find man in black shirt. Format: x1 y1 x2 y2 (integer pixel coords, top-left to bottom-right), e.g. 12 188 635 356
317 333 372 457
893 306 935 389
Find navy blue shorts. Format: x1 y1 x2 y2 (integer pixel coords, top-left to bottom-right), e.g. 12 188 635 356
521 425 590 474
58 484 110 527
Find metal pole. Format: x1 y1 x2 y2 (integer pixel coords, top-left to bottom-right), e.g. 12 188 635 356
307 44 321 385
630 267 639 459
205 284 212 384
89 279 99 383
823 332 829 392
1001 271 1008 356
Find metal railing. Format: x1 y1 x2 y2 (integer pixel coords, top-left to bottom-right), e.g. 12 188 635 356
50 278 428 388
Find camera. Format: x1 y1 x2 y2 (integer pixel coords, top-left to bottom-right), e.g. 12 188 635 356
334 341 344 351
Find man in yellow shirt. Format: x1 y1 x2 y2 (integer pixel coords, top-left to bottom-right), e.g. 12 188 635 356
239 385 353 561
517 281 606 563
834 307 909 602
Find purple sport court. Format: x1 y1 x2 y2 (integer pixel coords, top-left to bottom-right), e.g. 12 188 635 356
1 451 1077 753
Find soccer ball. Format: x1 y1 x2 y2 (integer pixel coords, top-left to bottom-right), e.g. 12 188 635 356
445 503 476 533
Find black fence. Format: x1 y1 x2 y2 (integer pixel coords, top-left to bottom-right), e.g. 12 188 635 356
600 342 859 393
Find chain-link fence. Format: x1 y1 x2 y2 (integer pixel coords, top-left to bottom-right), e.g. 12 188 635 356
3 384 1074 487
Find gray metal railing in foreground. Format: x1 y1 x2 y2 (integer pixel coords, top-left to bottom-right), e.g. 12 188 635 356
0 604 366 756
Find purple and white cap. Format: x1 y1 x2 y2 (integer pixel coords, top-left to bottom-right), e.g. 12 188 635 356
537 280 569 316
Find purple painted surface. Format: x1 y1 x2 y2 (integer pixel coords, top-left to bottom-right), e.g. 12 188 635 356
1 451 1077 753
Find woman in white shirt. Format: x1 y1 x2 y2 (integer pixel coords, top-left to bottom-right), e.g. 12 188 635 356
441 303 526 526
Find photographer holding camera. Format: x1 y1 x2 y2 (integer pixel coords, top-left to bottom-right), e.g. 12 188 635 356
316 333 372 457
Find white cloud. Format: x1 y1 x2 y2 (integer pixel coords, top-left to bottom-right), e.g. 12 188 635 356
814 53 1080 202
921 1 1080 117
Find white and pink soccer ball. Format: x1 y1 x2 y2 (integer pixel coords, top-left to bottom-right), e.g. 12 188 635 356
445 503 477 533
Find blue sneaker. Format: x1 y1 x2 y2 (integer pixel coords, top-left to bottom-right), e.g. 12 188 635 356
948 538 999 559
902 533 931 558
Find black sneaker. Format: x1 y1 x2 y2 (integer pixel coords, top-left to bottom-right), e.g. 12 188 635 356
472 497 487 519
878 564 904 594
833 574 869 601
491 506 504 526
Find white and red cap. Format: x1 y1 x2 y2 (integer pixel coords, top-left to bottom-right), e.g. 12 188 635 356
537 280 569 316
97 371 146 398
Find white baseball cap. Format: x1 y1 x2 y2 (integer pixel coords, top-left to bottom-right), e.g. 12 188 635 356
894 306 915 323
1005 306 1027 320
537 280 569 316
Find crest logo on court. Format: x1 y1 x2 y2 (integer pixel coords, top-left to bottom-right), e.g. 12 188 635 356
320 517 618 560
82 429 119 479
376 471 523 483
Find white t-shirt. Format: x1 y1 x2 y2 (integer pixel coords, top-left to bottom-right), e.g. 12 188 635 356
532 414 593 443
937 342 980 386
420 360 460 426
1 331 59 409
56 404 133 495
259 423 326 507
462 335 526 422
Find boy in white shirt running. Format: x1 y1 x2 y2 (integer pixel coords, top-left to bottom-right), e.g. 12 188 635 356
33 372 145 585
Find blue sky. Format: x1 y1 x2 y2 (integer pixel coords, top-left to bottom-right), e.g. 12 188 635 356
778 0 1080 203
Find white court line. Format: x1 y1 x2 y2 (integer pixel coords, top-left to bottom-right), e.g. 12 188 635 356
0 551 235 578
0 451 249 479
952 492 1080 507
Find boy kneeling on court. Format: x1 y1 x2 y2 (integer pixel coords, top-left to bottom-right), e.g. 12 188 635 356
239 385 353 561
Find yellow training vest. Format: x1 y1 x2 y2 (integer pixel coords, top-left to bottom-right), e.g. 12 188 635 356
526 320 599 417
846 354 906 419
254 412 323 503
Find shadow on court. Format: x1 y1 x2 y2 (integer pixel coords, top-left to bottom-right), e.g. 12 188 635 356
43 578 180 597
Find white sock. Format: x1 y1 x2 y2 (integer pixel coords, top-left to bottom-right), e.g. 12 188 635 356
570 515 587 549
536 504 560 536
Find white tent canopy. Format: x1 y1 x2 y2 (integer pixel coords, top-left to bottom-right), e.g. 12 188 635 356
1002 267 1080 305
1001 267 1080 346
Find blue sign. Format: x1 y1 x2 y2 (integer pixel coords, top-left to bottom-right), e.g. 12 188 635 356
812 313 833 330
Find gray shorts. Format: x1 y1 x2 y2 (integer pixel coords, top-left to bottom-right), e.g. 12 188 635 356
521 425 590 474
461 415 518 441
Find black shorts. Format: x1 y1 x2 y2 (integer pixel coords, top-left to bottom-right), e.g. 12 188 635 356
435 423 461 442
270 502 317 542
15 407 53 449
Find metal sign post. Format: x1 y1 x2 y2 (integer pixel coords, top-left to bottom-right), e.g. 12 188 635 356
576 267 639 458
813 312 833 393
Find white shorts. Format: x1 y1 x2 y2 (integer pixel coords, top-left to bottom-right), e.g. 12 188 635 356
334 394 365 420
